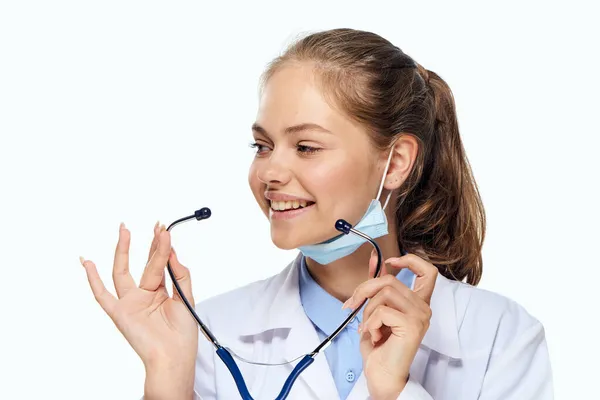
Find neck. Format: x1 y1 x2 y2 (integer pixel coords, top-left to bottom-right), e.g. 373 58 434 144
304 231 402 303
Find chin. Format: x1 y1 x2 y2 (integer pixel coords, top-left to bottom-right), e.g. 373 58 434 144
270 225 340 250
270 232 301 250
269 225 317 250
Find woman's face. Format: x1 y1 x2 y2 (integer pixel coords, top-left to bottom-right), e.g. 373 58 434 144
248 63 388 249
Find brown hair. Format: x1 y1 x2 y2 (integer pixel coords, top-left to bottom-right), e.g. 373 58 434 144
262 28 485 285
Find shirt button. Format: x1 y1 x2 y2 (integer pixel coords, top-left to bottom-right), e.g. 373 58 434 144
345 370 356 382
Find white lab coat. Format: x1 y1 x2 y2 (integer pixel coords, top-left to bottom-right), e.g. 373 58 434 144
152 253 553 399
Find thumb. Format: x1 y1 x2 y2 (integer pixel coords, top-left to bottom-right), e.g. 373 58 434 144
169 247 195 305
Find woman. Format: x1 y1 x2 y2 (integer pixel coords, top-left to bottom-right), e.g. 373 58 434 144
80 29 553 399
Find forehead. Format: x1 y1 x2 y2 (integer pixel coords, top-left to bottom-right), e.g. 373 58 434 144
256 64 344 132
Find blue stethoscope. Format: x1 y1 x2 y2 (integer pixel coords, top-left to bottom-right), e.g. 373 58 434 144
166 208 407 400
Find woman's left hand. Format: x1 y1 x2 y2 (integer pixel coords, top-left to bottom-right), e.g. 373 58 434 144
342 252 438 400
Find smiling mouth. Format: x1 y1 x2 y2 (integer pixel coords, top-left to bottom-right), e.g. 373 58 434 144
269 200 316 212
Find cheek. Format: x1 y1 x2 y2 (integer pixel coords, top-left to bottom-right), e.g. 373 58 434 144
307 160 373 225
312 165 346 197
302 161 344 194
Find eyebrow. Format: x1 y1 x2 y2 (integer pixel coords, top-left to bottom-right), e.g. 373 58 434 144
251 122 332 136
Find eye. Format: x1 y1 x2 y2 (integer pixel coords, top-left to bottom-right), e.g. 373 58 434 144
296 144 321 155
249 142 270 155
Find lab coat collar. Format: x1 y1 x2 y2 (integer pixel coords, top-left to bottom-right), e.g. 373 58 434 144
238 252 462 360
237 253 305 337
422 272 462 359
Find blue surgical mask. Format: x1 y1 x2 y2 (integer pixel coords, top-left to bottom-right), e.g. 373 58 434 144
298 147 395 265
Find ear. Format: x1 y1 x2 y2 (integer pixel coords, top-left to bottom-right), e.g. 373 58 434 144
383 134 419 191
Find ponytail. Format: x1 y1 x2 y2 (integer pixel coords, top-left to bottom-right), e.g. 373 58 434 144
396 64 486 285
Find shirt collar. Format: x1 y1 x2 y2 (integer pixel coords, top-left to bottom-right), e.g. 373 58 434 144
299 255 416 336
238 252 462 359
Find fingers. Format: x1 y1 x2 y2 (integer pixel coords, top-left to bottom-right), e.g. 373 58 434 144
81 257 117 317
112 223 136 298
368 248 388 279
361 285 418 325
147 221 161 264
360 305 410 345
343 274 413 310
139 229 171 292
362 305 429 341
385 254 438 304
169 247 194 305
148 222 167 292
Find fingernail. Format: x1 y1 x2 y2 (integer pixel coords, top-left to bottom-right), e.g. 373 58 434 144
120 222 125 230
342 297 354 310
79 256 85 266
160 224 166 231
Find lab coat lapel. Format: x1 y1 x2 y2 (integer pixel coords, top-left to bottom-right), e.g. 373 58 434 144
420 273 462 359
284 305 339 400
237 253 339 399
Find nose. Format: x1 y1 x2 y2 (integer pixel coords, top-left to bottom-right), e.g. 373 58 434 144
256 153 292 186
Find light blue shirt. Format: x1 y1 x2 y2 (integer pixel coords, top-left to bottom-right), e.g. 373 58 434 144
299 256 416 400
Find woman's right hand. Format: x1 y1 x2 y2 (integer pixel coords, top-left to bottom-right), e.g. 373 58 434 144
80 222 199 375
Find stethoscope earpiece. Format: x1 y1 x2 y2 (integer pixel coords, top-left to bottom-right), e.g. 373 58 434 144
335 219 352 234
194 207 212 220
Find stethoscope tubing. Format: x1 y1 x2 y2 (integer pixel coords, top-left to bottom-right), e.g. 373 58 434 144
166 208 405 400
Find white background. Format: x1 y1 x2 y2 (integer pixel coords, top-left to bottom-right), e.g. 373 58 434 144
0 1 598 399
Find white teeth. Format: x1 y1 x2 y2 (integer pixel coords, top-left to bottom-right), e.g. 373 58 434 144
270 199 312 211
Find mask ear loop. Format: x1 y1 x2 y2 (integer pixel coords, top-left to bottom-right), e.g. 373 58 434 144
377 145 395 210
